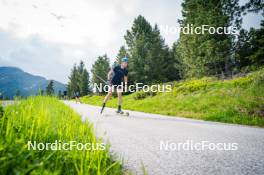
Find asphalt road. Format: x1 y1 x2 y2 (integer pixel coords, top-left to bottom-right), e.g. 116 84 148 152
64 101 264 175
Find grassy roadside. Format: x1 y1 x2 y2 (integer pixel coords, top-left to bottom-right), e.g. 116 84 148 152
0 101 3 117
0 96 123 174
81 68 264 127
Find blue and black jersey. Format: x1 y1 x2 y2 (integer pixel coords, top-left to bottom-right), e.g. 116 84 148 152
110 65 128 85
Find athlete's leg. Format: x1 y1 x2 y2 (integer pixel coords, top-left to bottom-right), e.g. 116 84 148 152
100 86 112 114
117 87 123 113
103 86 112 103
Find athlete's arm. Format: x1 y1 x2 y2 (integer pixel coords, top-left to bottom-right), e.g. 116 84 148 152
124 69 128 85
124 76 128 84
107 69 113 81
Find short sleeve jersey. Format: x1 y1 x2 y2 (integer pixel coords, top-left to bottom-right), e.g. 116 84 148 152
111 65 128 85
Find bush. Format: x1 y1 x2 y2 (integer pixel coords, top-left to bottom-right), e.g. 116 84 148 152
133 91 157 100
252 68 264 86
230 76 253 87
174 78 215 94
230 68 264 87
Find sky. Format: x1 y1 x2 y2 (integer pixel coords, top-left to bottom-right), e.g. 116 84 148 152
0 0 262 83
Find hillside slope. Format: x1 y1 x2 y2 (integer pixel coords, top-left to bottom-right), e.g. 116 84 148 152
81 69 264 126
0 67 66 98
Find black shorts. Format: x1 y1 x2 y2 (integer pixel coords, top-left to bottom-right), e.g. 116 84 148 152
109 81 123 90
110 80 121 86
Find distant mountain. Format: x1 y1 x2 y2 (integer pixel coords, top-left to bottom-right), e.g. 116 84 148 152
0 67 66 99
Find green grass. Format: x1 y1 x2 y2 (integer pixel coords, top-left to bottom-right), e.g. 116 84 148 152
0 102 3 118
0 96 123 174
81 68 264 127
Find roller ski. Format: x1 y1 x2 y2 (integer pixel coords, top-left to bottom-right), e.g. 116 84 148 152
116 110 129 116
